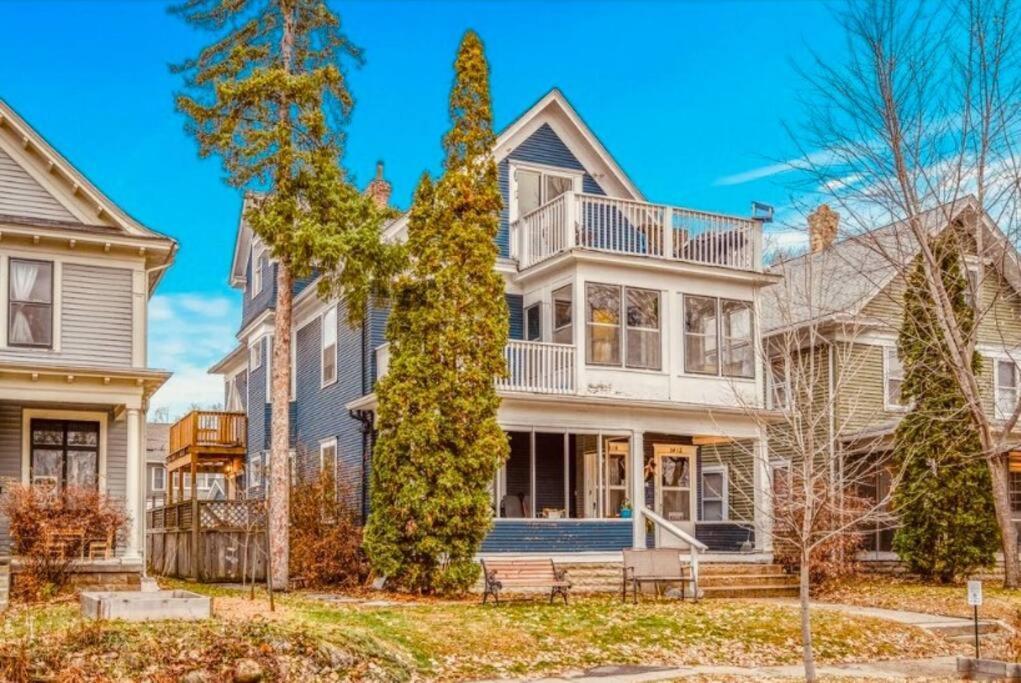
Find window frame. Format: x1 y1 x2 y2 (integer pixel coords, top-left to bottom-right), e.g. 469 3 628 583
768 359 789 410
683 294 720 375
321 306 338 387
320 437 338 474
624 287 662 371
8 257 54 350
264 335 273 403
251 245 266 297
883 346 906 411
995 357 1020 421
249 338 263 371
150 465 166 492
700 464 729 522
552 284 573 345
524 302 542 342
510 164 581 223
585 282 623 366
720 298 755 379
28 418 100 491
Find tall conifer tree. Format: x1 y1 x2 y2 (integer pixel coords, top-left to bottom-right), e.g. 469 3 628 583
892 229 999 582
173 0 384 589
364 31 508 593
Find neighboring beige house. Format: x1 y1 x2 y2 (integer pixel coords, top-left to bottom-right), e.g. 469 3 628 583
0 98 176 578
762 197 1021 556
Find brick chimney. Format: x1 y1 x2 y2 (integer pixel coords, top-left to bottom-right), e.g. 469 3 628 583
365 160 392 209
808 204 839 252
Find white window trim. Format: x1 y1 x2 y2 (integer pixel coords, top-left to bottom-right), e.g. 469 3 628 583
21 408 108 492
150 464 166 492
248 451 266 489
321 306 338 388
264 335 273 403
624 287 662 371
0 254 64 352
883 346 906 411
508 162 584 224
251 245 266 298
249 338 263 371
700 464 729 522
767 360 789 410
994 357 1020 421
320 437 338 473
524 302 542 341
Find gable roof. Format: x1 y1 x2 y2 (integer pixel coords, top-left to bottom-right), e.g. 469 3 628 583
761 196 1021 333
0 98 173 242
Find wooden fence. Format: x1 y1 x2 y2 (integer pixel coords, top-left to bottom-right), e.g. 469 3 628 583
146 500 267 582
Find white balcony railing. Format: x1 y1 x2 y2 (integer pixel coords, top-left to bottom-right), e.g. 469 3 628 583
498 340 576 394
511 192 761 272
375 340 576 396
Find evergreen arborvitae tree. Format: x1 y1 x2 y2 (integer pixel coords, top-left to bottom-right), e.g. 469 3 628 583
173 0 385 589
363 31 508 593
892 228 1000 582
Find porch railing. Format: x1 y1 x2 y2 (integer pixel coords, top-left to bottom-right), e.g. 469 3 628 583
168 410 247 460
643 508 708 590
511 192 761 271
498 340 576 394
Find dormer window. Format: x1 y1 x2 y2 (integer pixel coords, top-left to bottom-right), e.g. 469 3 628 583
251 246 267 297
514 168 575 219
9 258 53 348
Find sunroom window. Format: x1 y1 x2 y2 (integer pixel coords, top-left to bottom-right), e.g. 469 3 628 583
586 284 621 365
525 303 541 341
721 300 754 378
997 359 1019 420
684 295 719 374
625 288 660 370
9 258 53 348
552 285 573 344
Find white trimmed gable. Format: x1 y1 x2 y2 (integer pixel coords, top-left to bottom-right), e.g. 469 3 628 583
0 146 76 222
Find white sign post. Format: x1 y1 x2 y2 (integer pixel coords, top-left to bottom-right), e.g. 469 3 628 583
967 580 982 658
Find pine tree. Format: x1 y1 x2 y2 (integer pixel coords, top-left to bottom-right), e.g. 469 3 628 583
892 228 1000 582
363 31 508 593
173 0 385 589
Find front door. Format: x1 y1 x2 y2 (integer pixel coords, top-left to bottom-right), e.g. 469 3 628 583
653 444 696 547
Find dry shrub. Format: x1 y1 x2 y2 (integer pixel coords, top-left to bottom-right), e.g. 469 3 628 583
0 484 127 601
289 465 369 588
771 477 869 586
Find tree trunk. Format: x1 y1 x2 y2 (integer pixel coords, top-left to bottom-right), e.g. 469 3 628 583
988 453 1020 587
799 552 816 682
269 259 293 590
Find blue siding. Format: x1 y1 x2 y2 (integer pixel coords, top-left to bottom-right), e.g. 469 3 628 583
695 524 755 552
241 255 276 330
246 347 266 496
506 293 523 340
236 369 248 411
497 123 607 258
481 520 633 553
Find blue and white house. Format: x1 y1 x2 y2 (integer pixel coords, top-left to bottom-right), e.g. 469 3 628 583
210 89 778 562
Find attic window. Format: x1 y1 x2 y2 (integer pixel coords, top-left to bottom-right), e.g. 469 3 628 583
251 246 267 297
514 168 575 219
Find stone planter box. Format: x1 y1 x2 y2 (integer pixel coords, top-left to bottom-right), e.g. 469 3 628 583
957 656 1021 680
80 590 211 622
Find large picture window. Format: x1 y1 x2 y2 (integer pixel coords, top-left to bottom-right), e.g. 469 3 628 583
684 295 719 374
30 419 99 490
9 258 53 348
586 284 621 365
552 285 573 344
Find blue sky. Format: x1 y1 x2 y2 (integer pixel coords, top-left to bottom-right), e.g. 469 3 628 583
0 0 845 416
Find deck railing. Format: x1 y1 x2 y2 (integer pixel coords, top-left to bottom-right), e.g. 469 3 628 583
375 340 576 395
498 340 576 394
512 192 761 271
168 410 247 460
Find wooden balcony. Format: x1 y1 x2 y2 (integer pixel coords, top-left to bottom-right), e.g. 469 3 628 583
167 410 247 503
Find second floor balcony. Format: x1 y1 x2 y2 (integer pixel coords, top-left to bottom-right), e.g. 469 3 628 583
510 192 763 272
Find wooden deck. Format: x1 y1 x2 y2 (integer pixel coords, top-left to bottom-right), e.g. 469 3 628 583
166 410 247 504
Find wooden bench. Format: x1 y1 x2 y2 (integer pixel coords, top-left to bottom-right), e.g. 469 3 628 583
621 548 698 604
480 558 571 605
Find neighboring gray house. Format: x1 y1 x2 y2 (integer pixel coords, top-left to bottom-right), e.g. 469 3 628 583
0 97 176 577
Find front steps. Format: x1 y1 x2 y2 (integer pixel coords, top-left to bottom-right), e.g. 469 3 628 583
558 561 798 599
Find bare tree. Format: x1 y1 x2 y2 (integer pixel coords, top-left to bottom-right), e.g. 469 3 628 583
794 0 1021 586
717 245 907 682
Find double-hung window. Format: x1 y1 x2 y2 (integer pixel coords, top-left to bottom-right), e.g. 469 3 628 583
884 347 905 409
514 168 575 219
264 335 273 402
525 303 541 341
684 295 719 374
701 465 728 521
586 284 662 369
9 258 53 348
151 465 166 492
322 306 337 386
768 360 789 409
251 246 267 297
320 438 337 473
249 338 263 371
997 359 1020 420
552 285 573 344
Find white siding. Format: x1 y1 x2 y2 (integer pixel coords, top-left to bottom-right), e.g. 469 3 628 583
0 148 75 222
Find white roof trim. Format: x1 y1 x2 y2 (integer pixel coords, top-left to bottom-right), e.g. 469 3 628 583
493 88 643 201
0 98 168 241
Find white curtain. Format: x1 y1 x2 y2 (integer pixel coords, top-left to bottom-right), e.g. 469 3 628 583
10 261 39 345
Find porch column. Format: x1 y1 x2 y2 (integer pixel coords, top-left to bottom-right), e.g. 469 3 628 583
752 437 772 553
631 430 646 548
125 408 143 559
